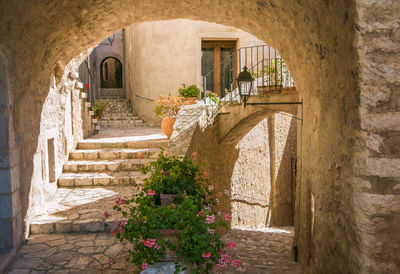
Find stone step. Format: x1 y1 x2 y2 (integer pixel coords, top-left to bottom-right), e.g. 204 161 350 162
77 136 168 149
63 159 152 172
58 171 147 187
98 121 145 127
99 117 140 122
29 186 137 234
101 113 139 118
97 123 153 129
69 148 161 160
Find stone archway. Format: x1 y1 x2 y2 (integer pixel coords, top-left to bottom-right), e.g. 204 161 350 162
1 0 399 273
100 57 123 89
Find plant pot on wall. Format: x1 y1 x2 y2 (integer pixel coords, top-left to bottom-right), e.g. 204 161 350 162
161 117 176 139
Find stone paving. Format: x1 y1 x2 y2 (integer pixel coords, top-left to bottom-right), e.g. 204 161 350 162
8 228 303 273
29 186 139 234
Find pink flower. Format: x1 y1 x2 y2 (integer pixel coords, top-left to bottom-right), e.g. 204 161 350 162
146 162 150 166
217 263 225 269
233 259 242 268
225 214 231 222
108 258 113 265
228 240 237 249
208 185 214 191
110 229 116 236
143 238 157 248
116 197 125 205
147 190 156 196
104 211 110 218
206 215 215 224
203 171 209 177
198 209 204 216
137 153 142 159
170 203 176 209
202 252 211 258
141 263 148 270
192 151 198 156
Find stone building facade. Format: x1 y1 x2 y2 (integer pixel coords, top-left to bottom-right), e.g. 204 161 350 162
0 1 399 273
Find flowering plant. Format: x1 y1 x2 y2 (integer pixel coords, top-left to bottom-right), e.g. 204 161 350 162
205 90 220 105
80 82 90 93
153 96 184 118
111 151 240 273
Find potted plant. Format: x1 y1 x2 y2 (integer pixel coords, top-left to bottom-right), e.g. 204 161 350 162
178 84 200 105
154 96 184 139
205 90 220 105
79 83 90 99
89 100 108 119
111 151 241 273
260 58 287 93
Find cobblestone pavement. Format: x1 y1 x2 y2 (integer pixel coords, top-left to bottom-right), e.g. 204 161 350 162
8 228 303 274
30 186 139 234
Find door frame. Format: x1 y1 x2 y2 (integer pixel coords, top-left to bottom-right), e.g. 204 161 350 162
201 40 238 97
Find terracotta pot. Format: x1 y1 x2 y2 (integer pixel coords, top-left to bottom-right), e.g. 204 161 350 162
161 117 176 139
182 97 197 105
160 194 179 206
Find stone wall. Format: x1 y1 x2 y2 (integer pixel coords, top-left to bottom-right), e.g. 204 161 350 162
124 19 266 125
352 1 400 272
25 54 95 240
231 113 297 229
0 1 399 273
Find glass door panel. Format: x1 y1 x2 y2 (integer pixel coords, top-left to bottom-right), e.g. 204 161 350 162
201 48 214 92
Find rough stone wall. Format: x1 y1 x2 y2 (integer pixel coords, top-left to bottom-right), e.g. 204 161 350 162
0 0 399 273
25 54 94 237
352 1 400 272
231 113 297 229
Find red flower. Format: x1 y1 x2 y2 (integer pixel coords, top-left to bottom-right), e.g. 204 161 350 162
192 151 198 156
85 83 89 88
104 211 110 218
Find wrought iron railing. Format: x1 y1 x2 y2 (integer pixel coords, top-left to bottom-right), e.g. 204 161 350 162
201 45 295 101
171 45 296 145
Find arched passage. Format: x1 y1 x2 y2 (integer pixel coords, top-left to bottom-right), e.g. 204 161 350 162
1 0 399 273
100 57 123 88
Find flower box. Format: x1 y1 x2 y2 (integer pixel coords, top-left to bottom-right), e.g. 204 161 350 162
95 125 101 130
80 92 87 99
92 118 97 124
89 110 95 116
85 102 91 107
75 81 83 89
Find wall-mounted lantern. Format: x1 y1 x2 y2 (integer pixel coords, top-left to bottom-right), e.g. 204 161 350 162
236 66 254 108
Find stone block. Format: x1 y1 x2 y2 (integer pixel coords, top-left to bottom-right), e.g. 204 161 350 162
30 223 54 234
55 221 73 233
92 177 110 186
73 219 104 232
74 177 92 186
70 152 84 160
99 151 118 159
92 164 106 171
58 178 74 187
85 152 99 160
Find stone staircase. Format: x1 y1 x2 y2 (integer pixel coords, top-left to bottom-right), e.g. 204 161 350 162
29 132 168 234
97 98 152 129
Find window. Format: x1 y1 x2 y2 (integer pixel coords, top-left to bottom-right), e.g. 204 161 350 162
201 40 237 97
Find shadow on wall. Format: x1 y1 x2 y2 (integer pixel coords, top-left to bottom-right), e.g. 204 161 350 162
230 113 297 229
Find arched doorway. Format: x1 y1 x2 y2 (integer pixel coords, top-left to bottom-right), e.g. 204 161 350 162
100 57 123 88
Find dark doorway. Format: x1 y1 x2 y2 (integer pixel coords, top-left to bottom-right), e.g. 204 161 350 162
100 57 123 88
